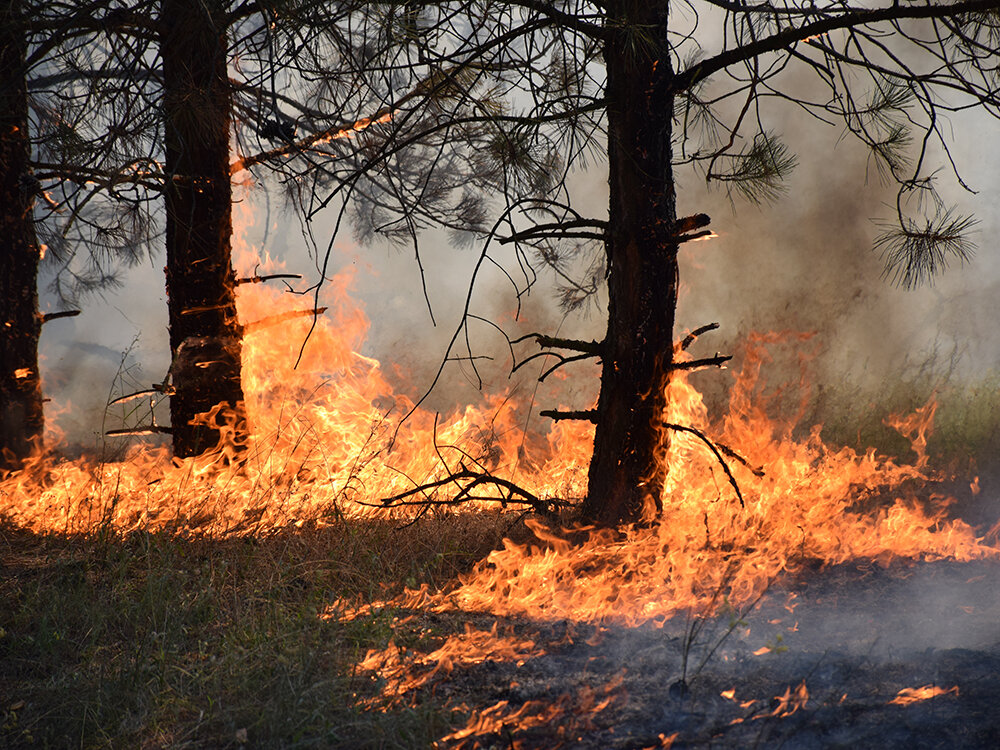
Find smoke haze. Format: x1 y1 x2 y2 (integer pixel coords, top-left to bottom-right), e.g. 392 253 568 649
37 92 1000 461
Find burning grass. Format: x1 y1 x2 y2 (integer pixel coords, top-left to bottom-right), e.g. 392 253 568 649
4 201 1000 745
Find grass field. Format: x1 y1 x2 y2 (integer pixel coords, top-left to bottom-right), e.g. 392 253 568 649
0 513 523 749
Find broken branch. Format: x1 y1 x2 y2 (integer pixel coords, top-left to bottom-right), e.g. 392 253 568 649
39 310 81 324
677 229 715 243
669 354 732 371
681 323 720 350
235 273 302 285
243 307 328 333
675 213 712 234
513 332 604 356
540 408 598 423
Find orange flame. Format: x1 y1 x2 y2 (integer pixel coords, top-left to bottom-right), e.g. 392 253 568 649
889 684 959 706
770 681 809 718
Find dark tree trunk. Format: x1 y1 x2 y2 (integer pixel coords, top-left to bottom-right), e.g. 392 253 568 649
161 0 247 458
0 0 44 473
583 1 679 525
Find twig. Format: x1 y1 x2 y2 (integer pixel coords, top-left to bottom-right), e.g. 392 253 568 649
663 422 746 508
376 469 559 516
108 387 167 406
235 273 302 285
681 323 720 350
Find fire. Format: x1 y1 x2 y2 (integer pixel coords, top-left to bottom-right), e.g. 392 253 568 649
434 671 626 747
770 681 809 717
425 336 993 628
2 175 997 746
0 181 590 535
889 684 959 706
357 622 543 703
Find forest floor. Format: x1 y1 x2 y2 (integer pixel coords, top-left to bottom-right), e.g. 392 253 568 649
2 471 999 749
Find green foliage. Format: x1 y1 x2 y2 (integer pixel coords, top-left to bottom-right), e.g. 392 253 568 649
875 209 977 290
712 131 798 205
0 513 511 748
812 372 1000 467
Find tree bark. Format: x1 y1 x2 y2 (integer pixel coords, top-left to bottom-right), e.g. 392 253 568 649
0 0 44 473
583 0 679 525
161 0 247 458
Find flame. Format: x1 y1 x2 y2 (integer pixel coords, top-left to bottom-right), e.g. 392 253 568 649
2 176 997 742
889 684 959 706
429 336 993 628
769 681 808 717
14 367 31 379
0 179 593 533
434 670 626 747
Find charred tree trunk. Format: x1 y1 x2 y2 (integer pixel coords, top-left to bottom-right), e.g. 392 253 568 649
161 0 247 458
0 0 44 473
583 2 678 525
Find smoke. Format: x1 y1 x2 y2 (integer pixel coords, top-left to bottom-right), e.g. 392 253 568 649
35 72 1000 465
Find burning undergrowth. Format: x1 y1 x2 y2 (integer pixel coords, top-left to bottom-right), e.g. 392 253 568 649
4 205 1000 746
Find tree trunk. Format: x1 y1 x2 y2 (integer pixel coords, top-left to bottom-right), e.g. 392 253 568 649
583 1 679 525
161 0 247 458
0 0 44 473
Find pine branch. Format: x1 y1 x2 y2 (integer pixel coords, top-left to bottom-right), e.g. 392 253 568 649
513 332 604 355
876 209 977 288
675 0 1000 92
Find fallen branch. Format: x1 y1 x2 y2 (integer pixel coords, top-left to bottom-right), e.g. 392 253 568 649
374 468 563 517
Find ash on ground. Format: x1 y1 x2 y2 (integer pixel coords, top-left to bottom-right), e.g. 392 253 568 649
365 557 1000 749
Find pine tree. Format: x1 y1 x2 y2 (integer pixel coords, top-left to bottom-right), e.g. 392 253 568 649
272 0 1000 525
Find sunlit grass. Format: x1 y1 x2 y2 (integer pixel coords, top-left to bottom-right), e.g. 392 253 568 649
809 373 1000 469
